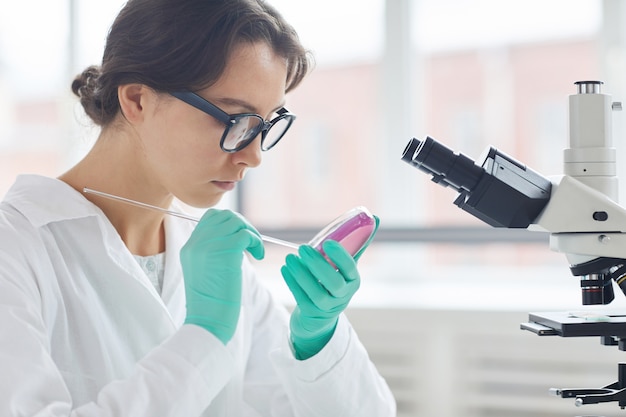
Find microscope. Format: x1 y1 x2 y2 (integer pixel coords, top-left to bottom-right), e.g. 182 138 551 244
401 81 626 411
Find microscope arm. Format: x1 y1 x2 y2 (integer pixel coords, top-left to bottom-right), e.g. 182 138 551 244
532 174 626 261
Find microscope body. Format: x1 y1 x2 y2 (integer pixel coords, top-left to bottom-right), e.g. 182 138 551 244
541 81 619 257
401 81 626 410
402 80 626 306
535 81 626 306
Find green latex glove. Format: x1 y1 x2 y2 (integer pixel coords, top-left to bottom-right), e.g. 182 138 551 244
180 209 264 344
281 240 361 360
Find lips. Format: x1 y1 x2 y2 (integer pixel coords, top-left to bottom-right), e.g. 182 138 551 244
212 181 236 191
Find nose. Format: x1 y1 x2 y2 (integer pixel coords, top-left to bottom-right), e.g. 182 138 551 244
232 134 262 168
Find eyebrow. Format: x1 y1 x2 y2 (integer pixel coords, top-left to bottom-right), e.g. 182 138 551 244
214 96 286 116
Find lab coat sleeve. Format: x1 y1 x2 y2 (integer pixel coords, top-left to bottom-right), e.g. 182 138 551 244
76 325 235 417
269 315 397 417
0 239 235 417
239 265 294 416
239 263 395 417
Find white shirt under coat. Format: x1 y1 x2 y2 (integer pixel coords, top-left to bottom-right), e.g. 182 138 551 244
0 175 396 417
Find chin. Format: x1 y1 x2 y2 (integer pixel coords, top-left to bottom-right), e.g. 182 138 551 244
176 191 224 210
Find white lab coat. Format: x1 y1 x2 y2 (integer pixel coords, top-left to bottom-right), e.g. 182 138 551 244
0 175 396 417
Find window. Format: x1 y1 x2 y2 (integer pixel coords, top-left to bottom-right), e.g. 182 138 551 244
2 0 618 310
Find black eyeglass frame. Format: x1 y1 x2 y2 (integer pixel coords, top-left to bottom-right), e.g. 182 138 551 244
170 91 296 153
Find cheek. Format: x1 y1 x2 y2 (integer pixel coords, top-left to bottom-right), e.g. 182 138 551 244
141 104 230 186
163 136 222 179
152 116 223 164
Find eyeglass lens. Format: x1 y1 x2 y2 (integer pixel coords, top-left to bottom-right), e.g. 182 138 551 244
263 117 292 150
222 114 292 151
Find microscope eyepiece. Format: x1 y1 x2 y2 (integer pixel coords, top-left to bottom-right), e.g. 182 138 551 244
401 137 483 192
401 138 424 168
401 136 552 228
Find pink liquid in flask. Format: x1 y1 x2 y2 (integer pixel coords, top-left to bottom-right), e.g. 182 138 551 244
308 206 378 263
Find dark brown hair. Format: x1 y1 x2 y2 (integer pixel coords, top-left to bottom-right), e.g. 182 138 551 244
72 0 312 126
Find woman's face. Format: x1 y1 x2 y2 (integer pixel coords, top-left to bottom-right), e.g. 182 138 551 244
138 41 289 208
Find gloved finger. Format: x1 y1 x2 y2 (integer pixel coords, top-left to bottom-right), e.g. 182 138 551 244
196 209 262 238
322 240 360 283
298 245 354 297
284 254 353 312
280 262 315 307
283 254 342 309
184 209 220 246
192 209 264 254
281 261 341 316
190 223 261 256
299 245 337 275
236 228 265 260
353 214 379 262
195 208 232 230
215 211 263 240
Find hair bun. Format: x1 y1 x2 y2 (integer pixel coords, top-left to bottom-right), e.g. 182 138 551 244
71 65 101 98
72 65 108 125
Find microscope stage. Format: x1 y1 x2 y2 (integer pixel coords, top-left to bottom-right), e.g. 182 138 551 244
523 311 626 338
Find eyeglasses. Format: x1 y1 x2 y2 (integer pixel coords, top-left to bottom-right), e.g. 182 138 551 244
170 91 296 153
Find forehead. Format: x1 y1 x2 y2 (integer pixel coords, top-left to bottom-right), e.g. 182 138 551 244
203 42 288 113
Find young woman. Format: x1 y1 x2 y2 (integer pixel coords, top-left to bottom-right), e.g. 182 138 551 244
0 0 396 416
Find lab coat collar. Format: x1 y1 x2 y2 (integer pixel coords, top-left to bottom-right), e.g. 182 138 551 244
3 174 104 227
3 174 193 320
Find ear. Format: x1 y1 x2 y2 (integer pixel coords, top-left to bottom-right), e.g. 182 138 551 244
117 84 151 124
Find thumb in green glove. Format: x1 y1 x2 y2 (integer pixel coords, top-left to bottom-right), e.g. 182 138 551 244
281 240 361 360
181 209 264 344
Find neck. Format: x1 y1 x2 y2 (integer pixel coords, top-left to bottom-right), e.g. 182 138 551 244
59 129 171 256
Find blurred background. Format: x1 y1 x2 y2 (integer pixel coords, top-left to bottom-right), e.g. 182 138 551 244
4 0 626 415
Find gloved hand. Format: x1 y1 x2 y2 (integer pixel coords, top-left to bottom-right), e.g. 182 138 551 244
281 240 361 360
180 209 264 344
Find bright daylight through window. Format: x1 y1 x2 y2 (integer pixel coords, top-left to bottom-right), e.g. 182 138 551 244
5 2 626 415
